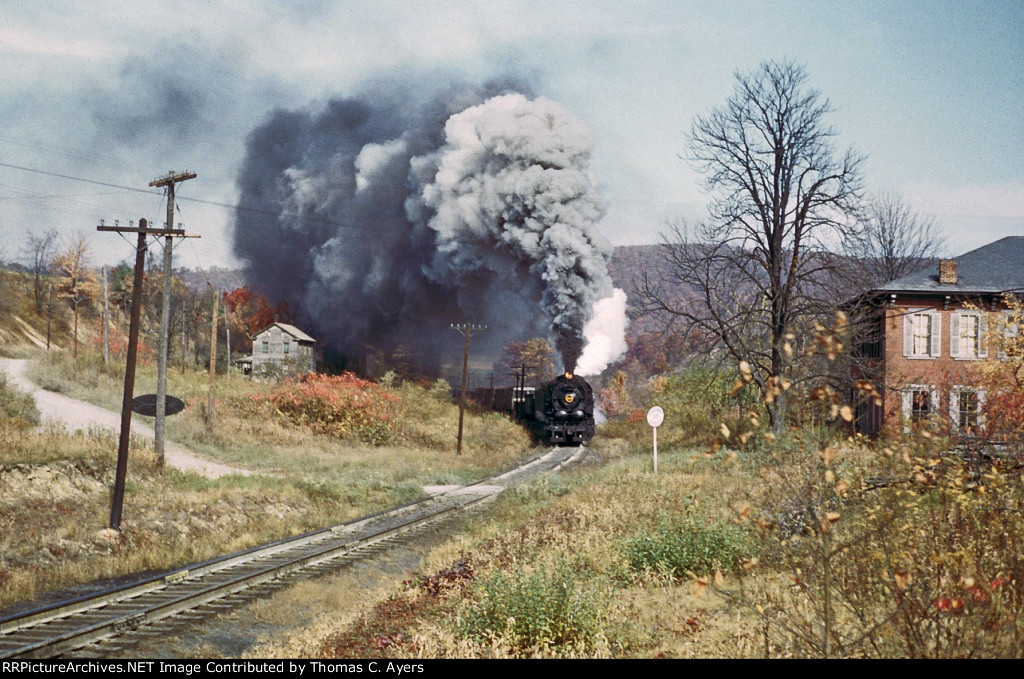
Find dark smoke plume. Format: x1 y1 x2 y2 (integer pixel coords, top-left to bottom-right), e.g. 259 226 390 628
232 75 621 373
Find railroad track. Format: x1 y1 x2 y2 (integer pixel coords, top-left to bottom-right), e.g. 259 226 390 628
0 445 587 659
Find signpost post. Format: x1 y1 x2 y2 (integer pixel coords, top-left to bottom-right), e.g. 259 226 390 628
647 406 664 473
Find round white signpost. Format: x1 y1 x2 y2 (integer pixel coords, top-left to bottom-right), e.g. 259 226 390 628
647 406 665 473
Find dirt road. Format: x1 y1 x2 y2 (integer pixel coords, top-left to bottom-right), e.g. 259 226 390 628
0 358 248 479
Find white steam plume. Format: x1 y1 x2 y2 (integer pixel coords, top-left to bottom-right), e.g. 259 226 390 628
574 288 628 376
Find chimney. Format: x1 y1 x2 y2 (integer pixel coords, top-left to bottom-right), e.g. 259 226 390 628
939 259 957 285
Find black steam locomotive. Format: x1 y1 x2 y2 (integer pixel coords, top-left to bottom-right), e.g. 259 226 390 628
471 372 596 446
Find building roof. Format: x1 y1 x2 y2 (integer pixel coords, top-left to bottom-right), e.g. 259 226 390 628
874 236 1024 295
251 322 316 343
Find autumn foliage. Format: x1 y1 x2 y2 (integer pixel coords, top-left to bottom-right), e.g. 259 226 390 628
224 286 291 338
251 373 399 445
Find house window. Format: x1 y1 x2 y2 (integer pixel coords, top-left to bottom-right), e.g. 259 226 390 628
958 391 978 432
283 340 290 355
902 385 937 429
999 311 1020 360
262 340 269 354
904 311 939 358
911 389 931 421
951 311 987 358
950 386 985 435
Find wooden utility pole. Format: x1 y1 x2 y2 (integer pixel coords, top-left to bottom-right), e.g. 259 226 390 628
44 284 53 351
181 302 187 374
97 217 184 531
451 323 486 455
207 289 218 432
102 265 110 365
223 294 231 376
149 171 196 466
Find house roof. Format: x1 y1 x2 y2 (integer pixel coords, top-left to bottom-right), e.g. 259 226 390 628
874 236 1024 295
251 322 316 343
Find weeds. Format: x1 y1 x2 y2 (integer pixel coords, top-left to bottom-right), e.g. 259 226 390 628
623 510 754 580
458 556 606 653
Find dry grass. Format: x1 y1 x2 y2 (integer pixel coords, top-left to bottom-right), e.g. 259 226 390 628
1 348 535 611
288 419 1024 659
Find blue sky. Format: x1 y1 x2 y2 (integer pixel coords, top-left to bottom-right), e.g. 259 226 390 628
1 0 1021 269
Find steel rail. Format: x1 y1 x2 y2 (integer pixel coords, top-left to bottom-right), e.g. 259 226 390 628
0 445 584 658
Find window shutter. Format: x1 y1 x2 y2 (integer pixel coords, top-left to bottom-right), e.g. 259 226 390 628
930 312 941 357
901 389 912 420
903 314 913 357
950 314 960 357
949 387 959 428
978 314 988 358
978 389 987 428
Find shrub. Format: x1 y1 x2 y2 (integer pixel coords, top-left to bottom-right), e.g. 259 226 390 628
458 556 605 653
427 378 452 402
0 373 39 425
252 372 399 445
623 511 755 578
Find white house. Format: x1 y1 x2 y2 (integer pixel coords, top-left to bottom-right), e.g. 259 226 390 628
237 322 317 377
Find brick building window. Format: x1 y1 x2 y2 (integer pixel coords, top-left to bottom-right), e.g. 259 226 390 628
911 389 930 421
904 311 940 358
950 386 985 434
901 385 937 428
951 311 987 359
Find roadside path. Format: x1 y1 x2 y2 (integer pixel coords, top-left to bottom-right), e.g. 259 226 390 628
0 358 249 479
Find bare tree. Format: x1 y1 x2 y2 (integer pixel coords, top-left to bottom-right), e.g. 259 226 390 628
841 191 945 291
639 60 863 430
19 230 59 314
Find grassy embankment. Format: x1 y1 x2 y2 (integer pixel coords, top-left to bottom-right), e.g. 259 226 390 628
254 334 1024 658
0 348 533 611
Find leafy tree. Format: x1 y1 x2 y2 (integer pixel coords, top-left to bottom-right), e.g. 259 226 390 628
224 286 290 341
501 337 556 387
52 234 100 357
639 60 863 431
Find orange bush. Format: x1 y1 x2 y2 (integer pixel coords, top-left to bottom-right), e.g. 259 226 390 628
252 373 399 445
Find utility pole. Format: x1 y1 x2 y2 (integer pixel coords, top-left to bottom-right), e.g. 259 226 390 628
148 171 196 467
223 293 231 376
181 302 187 374
207 289 218 432
44 284 53 351
102 266 110 365
97 217 184 531
451 323 486 455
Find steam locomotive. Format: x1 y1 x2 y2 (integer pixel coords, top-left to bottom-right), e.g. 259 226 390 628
471 371 596 446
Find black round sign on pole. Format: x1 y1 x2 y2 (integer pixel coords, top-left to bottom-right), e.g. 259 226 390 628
131 394 186 417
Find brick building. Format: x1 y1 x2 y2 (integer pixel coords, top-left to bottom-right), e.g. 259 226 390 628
849 236 1023 437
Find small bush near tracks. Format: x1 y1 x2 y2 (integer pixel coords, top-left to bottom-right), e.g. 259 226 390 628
623 511 755 579
251 373 399 445
0 373 39 425
457 556 606 654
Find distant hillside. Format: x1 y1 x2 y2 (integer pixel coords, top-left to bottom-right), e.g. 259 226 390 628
0 269 72 353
